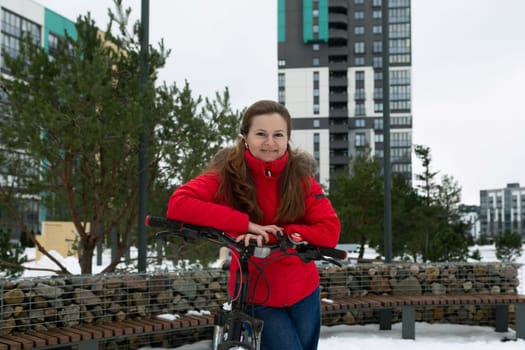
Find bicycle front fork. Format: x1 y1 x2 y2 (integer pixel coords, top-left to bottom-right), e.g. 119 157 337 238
212 310 264 350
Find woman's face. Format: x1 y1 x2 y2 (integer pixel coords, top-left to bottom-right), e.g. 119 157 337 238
245 113 289 162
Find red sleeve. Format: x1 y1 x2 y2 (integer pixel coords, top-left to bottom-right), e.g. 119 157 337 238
283 178 341 248
166 173 249 235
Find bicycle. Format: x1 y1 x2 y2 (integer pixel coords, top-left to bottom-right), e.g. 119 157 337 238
145 215 347 350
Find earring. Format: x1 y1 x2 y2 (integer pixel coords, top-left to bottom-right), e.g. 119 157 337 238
244 141 248 149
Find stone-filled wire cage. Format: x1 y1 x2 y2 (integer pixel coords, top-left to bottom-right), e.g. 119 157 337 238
318 262 523 328
0 263 523 348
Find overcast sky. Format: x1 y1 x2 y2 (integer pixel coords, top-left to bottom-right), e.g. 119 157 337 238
36 0 525 205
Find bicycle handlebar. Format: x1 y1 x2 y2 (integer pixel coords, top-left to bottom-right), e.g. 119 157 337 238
146 215 347 264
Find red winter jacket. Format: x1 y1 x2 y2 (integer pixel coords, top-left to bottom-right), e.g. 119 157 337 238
167 150 341 307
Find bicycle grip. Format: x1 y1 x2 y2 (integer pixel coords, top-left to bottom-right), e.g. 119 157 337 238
318 246 348 260
145 216 182 230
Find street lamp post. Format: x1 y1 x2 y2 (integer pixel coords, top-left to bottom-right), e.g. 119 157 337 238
382 0 392 263
137 0 150 272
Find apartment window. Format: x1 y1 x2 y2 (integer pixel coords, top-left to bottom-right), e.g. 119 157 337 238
375 134 384 143
278 59 286 67
390 54 411 64
313 71 320 114
373 41 382 53
354 0 364 4
391 69 410 84
313 119 320 128
391 39 411 54
313 43 320 51
391 85 410 101
392 147 411 162
278 73 285 87
392 164 412 174
355 119 365 128
278 90 285 104
373 56 383 68
374 118 383 130
390 8 410 23
354 11 365 20
354 42 365 54
355 88 365 100
355 102 365 116
373 25 382 34
373 0 382 6
354 57 365 66
48 32 59 57
373 10 382 19
374 71 383 80
391 131 412 147
313 25 319 33
355 71 365 81
1 9 41 71
313 57 320 66
374 102 383 112
390 23 411 39
354 26 365 35
374 87 383 99
355 133 366 147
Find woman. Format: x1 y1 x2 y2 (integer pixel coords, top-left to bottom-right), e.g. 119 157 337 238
167 100 341 350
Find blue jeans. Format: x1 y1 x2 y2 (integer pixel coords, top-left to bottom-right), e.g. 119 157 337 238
252 287 321 350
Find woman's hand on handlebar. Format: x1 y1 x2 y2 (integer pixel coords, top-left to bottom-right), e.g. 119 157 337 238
236 222 284 247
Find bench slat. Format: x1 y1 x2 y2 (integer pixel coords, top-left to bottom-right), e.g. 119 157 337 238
115 320 145 333
0 337 22 350
322 293 525 313
137 318 163 332
26 331 58 347
15 334 46 348
61 326 92 341
0 334 32 350
41 328 75 343
110 322 135 335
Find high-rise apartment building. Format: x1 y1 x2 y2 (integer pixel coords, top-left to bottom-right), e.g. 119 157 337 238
277 0 412 186
479 183 525 240
0 0 77 233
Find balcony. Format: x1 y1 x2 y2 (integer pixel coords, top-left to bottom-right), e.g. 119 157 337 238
329 28 348 41
330 155 349 166
329 0 348 10
329 139 349 149
328 61 348 71
328 123 349 133
329 107 349 118
329 13 348 26
330 91 348 103
329 76 347 87
328 46 348 55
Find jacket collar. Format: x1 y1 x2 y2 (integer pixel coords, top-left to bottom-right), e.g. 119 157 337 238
245 149 288 178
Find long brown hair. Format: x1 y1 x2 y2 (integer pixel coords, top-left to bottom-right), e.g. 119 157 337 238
206 100 316 224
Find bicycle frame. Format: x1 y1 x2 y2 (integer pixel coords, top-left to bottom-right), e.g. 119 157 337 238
146 215 346 350
213 242 264 350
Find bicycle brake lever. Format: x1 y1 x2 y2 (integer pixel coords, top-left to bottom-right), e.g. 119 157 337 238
322 257 342 267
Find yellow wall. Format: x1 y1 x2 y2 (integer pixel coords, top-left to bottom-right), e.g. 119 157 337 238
36 221 89 260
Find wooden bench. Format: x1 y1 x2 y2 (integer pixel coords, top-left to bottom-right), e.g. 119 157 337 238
2 295 524 348
0 313 215 350
321 293 525 340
